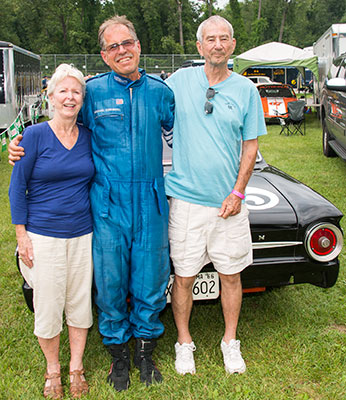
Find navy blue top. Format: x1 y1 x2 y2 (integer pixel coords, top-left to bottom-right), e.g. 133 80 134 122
9 121 95 238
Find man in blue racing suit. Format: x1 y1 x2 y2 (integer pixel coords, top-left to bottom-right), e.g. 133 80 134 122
79 15 174 391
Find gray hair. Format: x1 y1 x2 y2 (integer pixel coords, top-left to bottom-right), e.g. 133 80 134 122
98 15 138 50
196 16 234 43
47 64 86 97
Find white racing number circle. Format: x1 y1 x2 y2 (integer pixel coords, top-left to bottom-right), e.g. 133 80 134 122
245 187 280 210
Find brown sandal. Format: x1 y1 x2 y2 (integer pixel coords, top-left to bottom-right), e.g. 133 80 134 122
69 369 89 398
43 371 63 399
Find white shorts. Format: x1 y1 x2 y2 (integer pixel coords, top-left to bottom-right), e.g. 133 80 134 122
168 198 252 277
19 232 93 339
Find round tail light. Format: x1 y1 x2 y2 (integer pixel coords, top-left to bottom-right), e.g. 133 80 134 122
304 223 343 262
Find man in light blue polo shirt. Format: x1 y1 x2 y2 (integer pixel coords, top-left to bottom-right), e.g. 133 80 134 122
165 15 267 376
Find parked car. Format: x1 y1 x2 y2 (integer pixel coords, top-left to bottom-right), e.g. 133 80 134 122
18 147 344 310
321 52 346 160
256 83 298 121
247 76 273 84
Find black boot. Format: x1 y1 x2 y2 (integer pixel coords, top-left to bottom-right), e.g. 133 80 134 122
134 338 163 386
107 343 130 391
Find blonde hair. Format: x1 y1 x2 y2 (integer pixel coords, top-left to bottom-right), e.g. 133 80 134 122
47 64 86 97
98 15 138 50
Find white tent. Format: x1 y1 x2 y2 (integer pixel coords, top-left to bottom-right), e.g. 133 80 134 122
233 42 318 80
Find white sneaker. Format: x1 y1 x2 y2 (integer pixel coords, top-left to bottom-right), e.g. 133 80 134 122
174 342 196 375
221 339 246 374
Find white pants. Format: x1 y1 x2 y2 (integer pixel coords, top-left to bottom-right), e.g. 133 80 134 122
19 232 93 339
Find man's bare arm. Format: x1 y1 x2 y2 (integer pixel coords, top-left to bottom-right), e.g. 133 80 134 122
218 138 258 219
8 135 25 166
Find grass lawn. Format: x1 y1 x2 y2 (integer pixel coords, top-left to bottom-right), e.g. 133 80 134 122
0 113 345 399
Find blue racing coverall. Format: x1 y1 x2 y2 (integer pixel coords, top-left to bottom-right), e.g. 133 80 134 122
80 69 174 345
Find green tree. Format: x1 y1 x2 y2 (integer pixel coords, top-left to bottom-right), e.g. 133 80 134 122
0 0 20 45
161 36 184 53
283 0 314 47
195 0 216 20
176 0 184 48
307 0 346 42
250 17 269 47
278 0 291 42
185 39 199 53
6 0 102 54
221 0 249 53
72 0 102 53
4 0 345 56
161 0 200 53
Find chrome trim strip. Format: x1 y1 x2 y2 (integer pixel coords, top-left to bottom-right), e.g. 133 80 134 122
252 241 302 249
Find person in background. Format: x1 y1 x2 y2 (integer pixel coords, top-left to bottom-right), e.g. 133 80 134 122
42 75 48 90
9 63 94 399
160 70 168 80
165 15 267 376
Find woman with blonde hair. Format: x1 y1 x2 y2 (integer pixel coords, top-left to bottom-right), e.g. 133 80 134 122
9 64 94 399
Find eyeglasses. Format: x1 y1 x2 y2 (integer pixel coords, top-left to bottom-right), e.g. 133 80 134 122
204 87 216 115
104 39 137 53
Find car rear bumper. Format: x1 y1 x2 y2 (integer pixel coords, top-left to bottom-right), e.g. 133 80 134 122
201 258 340 289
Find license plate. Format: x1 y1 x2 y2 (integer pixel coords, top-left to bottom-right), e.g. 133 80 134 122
165 272 219 303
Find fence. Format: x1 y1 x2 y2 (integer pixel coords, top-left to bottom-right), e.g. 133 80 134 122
40 54 203 76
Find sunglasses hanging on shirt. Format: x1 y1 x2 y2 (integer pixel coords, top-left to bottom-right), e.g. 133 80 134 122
204 87 217 115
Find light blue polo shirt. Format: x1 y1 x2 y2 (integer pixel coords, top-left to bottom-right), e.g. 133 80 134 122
165 67 267 208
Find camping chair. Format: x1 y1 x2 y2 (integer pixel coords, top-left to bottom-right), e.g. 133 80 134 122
278 100 306 136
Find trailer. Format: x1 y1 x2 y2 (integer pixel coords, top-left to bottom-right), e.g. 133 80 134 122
313 24 346 107
0 41 42 131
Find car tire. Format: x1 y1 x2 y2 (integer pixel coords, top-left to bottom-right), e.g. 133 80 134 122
322 120 336 157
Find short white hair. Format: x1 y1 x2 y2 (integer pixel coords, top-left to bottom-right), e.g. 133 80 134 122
196 16 234 43
47 63 86 97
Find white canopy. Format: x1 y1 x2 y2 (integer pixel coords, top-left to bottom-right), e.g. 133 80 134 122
233 42 318 80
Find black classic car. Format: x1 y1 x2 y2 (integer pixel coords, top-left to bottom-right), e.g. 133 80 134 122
18 148 343 310
164 148 343 302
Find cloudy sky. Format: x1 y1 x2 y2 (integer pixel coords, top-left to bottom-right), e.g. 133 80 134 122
215 0 228 8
